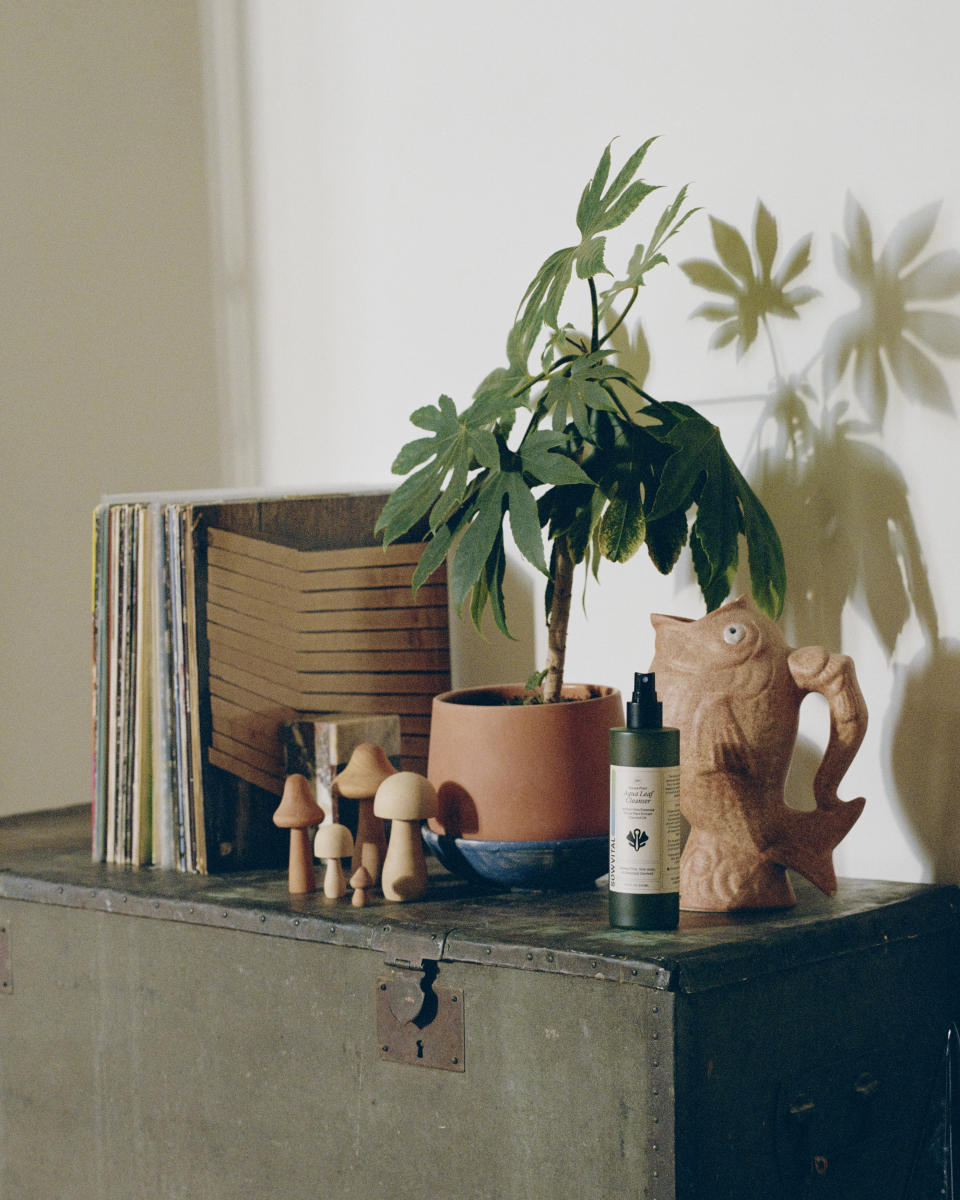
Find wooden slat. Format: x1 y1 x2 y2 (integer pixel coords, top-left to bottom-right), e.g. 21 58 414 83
210 696 287 756
206 583 447 630
206 602 450 652
208 747 284 796
208 544 429 590
207 524 425 570
210 660 436 714
208 563 446 613
211 730 281 778
208 642 449 698
206 623 450 674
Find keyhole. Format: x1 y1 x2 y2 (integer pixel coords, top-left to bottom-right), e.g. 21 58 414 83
416 1039 424 1059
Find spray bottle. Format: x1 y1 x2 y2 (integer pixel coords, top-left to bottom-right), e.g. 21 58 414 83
608 672 681 930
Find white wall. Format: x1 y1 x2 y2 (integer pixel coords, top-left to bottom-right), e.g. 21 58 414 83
243 0 960 887
0 2 229 818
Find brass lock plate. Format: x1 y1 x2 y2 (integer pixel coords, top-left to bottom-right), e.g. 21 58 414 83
376 975 464 1072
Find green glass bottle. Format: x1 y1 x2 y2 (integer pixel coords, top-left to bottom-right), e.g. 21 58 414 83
608 672 681 930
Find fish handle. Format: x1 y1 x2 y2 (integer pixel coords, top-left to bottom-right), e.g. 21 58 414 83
787 647 868 808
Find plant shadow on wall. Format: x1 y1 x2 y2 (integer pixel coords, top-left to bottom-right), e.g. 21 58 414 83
682 195 960 879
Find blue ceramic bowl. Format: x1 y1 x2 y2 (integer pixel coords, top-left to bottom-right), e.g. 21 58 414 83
422 829 607 891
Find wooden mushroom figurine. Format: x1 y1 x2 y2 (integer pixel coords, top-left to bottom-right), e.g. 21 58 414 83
332 742 395 885
350 865 373 908
314 823 354 899
374 771 438 902
273 774 324 894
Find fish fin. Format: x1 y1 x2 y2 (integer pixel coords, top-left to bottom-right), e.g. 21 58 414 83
694 700 753 775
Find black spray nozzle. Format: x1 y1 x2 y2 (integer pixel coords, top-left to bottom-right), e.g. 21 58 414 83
627 671 662 729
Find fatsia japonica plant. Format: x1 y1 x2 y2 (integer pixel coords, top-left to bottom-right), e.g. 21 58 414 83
376 139 786 702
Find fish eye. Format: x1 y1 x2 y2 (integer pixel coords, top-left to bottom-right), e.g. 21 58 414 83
722 623 747 645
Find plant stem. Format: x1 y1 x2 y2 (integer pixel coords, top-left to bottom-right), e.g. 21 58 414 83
543 536 575 703
589 278 600 352
596 286 639 350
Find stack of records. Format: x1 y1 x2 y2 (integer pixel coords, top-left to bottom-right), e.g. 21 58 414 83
91 490 450 874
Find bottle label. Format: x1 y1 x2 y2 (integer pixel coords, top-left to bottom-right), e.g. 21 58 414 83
609 764 681 895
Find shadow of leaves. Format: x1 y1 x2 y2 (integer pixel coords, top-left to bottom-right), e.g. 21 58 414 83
887 640 960 884
750 395 938 653
823 196 960 423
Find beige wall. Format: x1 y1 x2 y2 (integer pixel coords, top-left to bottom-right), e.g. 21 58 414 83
245 1 960 887
0 2 226 817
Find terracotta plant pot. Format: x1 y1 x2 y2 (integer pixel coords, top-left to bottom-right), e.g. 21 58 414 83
427 683 624 843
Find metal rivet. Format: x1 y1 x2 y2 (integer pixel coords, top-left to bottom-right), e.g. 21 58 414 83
293 918 300 926
452 1057 459 1064
653 1005 659 1013
380 983 387 991
526 952 534 961
652 1031 659 1039
259 914 266 923
545 953 554 963
451 994 459 1002
381 1045 389 1053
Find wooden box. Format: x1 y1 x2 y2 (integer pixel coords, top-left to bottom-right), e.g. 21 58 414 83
1 806 957 1199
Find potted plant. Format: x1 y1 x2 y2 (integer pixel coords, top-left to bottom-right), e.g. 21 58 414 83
376 139 785 882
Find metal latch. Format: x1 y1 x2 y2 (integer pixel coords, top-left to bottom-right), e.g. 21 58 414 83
375 926 464 1072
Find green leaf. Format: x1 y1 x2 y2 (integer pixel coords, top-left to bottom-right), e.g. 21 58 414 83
604 138 656 209
601 179 659 233
575 235 609 280
450 480 505 611
576 143 613 236
690 524 735 611
520 432 592 486
645 410 719 521
375 459 448 545
411 523 453 592
505 473 549 575
644 507 689 574
598 495 646 563
733 463 786 618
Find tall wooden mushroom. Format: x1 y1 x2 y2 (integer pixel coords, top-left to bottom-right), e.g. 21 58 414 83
332 742 395 884
374 772 438 902
273 774 324 894
314 823 354 899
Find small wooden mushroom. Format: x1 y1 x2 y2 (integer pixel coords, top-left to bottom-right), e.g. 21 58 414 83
314 823 354 899
374 772 438 902
273 774 324 894
332 742 395 885
350 865 373 908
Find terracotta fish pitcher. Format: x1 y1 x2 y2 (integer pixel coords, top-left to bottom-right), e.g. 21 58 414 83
650 597 868 911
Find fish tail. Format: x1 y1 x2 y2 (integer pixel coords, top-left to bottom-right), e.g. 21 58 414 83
766 797 866 895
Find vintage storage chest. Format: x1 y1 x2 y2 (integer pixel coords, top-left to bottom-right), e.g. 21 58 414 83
1 805 957 1199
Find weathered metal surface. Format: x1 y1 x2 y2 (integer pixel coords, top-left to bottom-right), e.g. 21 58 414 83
2 807 957 996
0 807 957 1199
0 920 10 994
